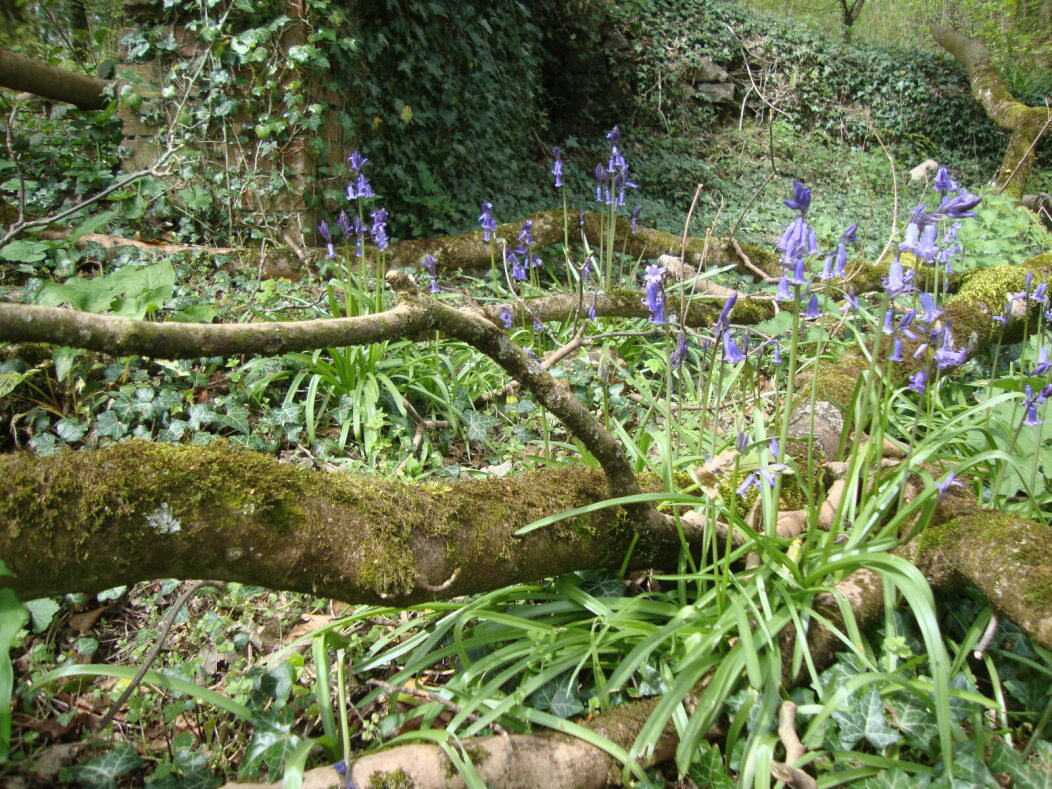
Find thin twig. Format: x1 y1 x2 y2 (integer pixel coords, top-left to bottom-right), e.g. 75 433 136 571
95 581 226 732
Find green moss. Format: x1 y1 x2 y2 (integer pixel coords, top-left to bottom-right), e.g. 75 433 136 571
368 768 414 789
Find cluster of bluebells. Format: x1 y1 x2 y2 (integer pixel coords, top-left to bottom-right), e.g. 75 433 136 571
595 126 639 211
736 437 789 495
899 167 981 274
508 219 543 281
775 181 859 321
422 254 439 294
316 150 394 265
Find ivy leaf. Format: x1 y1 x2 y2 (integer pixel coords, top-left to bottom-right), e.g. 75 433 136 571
548 684 585 718
94 410 129 440
887 693 938 749
462 410 498 443
240 710 302 779
686 742 736 788
69 743 142 789
832 686 899 750
23 598 60 632
932 741 995 786
989 739 1052 789
855 769 927 789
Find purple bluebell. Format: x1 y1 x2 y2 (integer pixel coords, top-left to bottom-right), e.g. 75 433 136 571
519 219 533 246
723 332 746 363
908 370 928 393
1022 386 1043 426
594 164 609 204
919 292 941 324
551 147 563 189
890 339 903 361
533 318 545 331
498 305 513 329
803 294 821 320
347 151 368 172
934 166 959 195
934 329 967 369
826 224 857 278
642 264 667 324
587 302 597 320
778 215 818 265
736 456 789 495
352 215 366 257
882 257 915 300
897 309 917 339
370 208 389 251
423 254 439 293
1030 345 1051 376
510 250 527 282
841 292 859 314
715 293 737 335
783 180 812 214
337 209 352 238
612 170 638 207
478 202 498 241
882 309 895 335
631 205 641 233
671 331 688 370
937 191 982 219
736 431 749 453
772 341 782 363
1034 282 1047 302
581 256 593 279
317 221 336 259
934 471 964 498
776 275 792 302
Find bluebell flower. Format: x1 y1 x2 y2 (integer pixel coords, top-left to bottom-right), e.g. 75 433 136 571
352 215 366 257
934 329 967 369
787 257 808 286
897 309 917 339
422 254 436 275
890 339 903 361
347 151 368 172
594 164 609 204
736 430 749 453
783 180 812 214
803 294 821 320
1022 386 1043 426
934 166 959 195
499 305 513 329
631 205 641 233
579 210 587 227
510 250 527 282
370 208 389 251
934 471 964 498
841 292 859 314
551 147 563 188
642 264 667 324
317 221 336 259
723 332 746 364
937 191 982 219
587 302 597 320
918 292 942 324
606 125 622 145
776 275 792 302
1034 281 1047 302
612 170 638 207
337 209 352 238
882 257 915 300
882 309 895 334
671 331 688 370
478 202 497 241
1031 346 1051 376
908 370 927 393
778 215 818 265
715 293 737 335
772 341 782 363
736 455 789 495
519 219 533 246
533 318 545 331
581 256 593 279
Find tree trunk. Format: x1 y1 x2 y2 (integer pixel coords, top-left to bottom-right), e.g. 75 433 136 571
931 25 1050 198
0 48 108 109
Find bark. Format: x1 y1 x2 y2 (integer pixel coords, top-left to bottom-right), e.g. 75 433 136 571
931 26 1051 198
0 49 108 110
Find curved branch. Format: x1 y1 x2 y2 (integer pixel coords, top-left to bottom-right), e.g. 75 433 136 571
931 25 1050 196
0 49 108 110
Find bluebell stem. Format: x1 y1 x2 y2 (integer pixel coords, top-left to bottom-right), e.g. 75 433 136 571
803 294 821 320
370 208 389 251
934 471 964 498
631 205 641 233
642 264 667 324
882 257 915 300
498 306 513 329
908 370 928 393
478 202 497 241
723 332 746 364
551 147 563 188
934 166 959 195
317 221 336 259
1032 346 1052 376
671 331 688 370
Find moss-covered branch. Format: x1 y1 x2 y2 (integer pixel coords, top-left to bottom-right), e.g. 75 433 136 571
932 25 1051 197
0 440 692 605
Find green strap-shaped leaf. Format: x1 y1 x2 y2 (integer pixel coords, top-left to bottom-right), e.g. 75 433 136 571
0 589 29 760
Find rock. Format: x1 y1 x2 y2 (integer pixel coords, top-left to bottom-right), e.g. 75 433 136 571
695 82 735 104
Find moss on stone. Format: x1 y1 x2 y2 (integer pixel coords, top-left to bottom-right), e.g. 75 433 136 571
367 768 414 789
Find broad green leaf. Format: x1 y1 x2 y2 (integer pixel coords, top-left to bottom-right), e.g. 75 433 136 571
0 239 48 263
887 693 938 749
24 597 60 632
856 769 928 789
0 369 38 399
170 304 218 323
69 743 142 789
68 209 119 241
